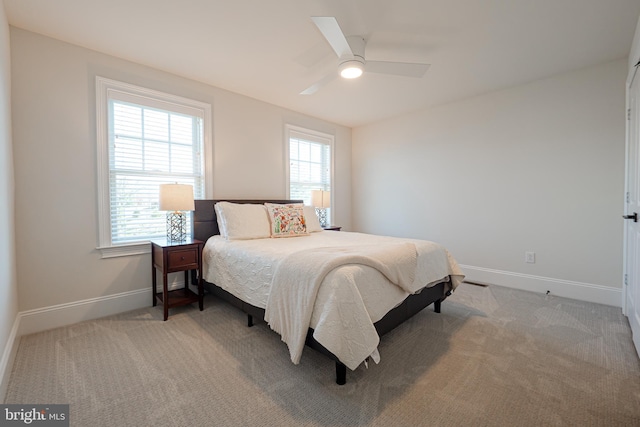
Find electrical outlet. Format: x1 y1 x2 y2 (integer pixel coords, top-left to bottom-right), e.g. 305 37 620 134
525 252 535 263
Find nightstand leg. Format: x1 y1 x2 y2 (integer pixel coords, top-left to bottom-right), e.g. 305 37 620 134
163 271 169 321
198 253 204 311
152 266 157 307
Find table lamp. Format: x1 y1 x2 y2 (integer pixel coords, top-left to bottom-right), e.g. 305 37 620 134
159 183 194 242
311 189 331 228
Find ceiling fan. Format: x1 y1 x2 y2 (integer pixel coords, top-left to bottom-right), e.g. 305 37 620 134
300 17 431 95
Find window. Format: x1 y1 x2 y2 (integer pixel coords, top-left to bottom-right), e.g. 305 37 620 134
96 77 212 257
286 125 334 222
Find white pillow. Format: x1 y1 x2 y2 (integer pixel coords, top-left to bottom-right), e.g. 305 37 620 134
214 202 227 238
303 205 323 232
214 202 271 240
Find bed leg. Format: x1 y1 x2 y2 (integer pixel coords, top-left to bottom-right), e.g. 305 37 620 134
247 314 253 327
434 299 441 313
335 362 346 385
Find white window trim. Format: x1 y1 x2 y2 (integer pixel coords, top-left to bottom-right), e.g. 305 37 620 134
95 77 213 258
284 124 335 210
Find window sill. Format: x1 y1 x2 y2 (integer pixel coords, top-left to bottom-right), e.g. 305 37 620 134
97 242 151 259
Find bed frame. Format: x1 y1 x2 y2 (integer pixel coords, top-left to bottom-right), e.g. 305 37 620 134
193 199 451 385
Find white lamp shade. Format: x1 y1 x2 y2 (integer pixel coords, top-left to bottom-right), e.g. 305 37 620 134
311 190 331 208
159 184 195 211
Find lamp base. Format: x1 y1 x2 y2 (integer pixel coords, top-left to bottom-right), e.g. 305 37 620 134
166 211 187 242
315 207 328 228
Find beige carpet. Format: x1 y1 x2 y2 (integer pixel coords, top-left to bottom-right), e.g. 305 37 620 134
5 283 640 426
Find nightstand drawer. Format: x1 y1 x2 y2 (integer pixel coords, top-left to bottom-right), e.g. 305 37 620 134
168 249 198 269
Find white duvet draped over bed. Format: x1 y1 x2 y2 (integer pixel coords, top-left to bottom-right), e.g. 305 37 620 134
202 231 464 370
265 242 418 368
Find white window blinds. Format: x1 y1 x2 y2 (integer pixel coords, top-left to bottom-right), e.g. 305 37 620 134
109 100 204 243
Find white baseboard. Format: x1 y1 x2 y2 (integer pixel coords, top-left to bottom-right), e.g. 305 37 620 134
460 264 622 307
16 275 199 337
11 268 622 337
0 315 21 402
17 288 152 337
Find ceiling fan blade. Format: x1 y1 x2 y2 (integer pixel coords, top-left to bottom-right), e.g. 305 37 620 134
300 73 337 95
366 61 431 78
311 17 353 59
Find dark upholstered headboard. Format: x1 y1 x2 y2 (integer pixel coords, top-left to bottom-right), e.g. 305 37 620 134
192 199 304 243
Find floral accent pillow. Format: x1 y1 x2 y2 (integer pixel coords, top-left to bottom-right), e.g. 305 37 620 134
264 203 308 238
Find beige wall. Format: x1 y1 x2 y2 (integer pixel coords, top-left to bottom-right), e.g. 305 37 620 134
0 0 18 398
10 27 351 312
353 59 626 303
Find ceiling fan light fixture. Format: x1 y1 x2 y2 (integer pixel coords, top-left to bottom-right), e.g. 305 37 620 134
339 60 364 79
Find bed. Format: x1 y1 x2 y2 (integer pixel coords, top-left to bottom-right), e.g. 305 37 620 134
193 199 464 384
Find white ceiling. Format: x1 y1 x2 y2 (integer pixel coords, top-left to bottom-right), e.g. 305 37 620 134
4 0 640 128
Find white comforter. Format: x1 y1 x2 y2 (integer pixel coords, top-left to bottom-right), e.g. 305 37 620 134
203 231 464 370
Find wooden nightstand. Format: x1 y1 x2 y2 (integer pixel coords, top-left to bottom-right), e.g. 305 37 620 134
322 225 342 231
150 237 204 321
